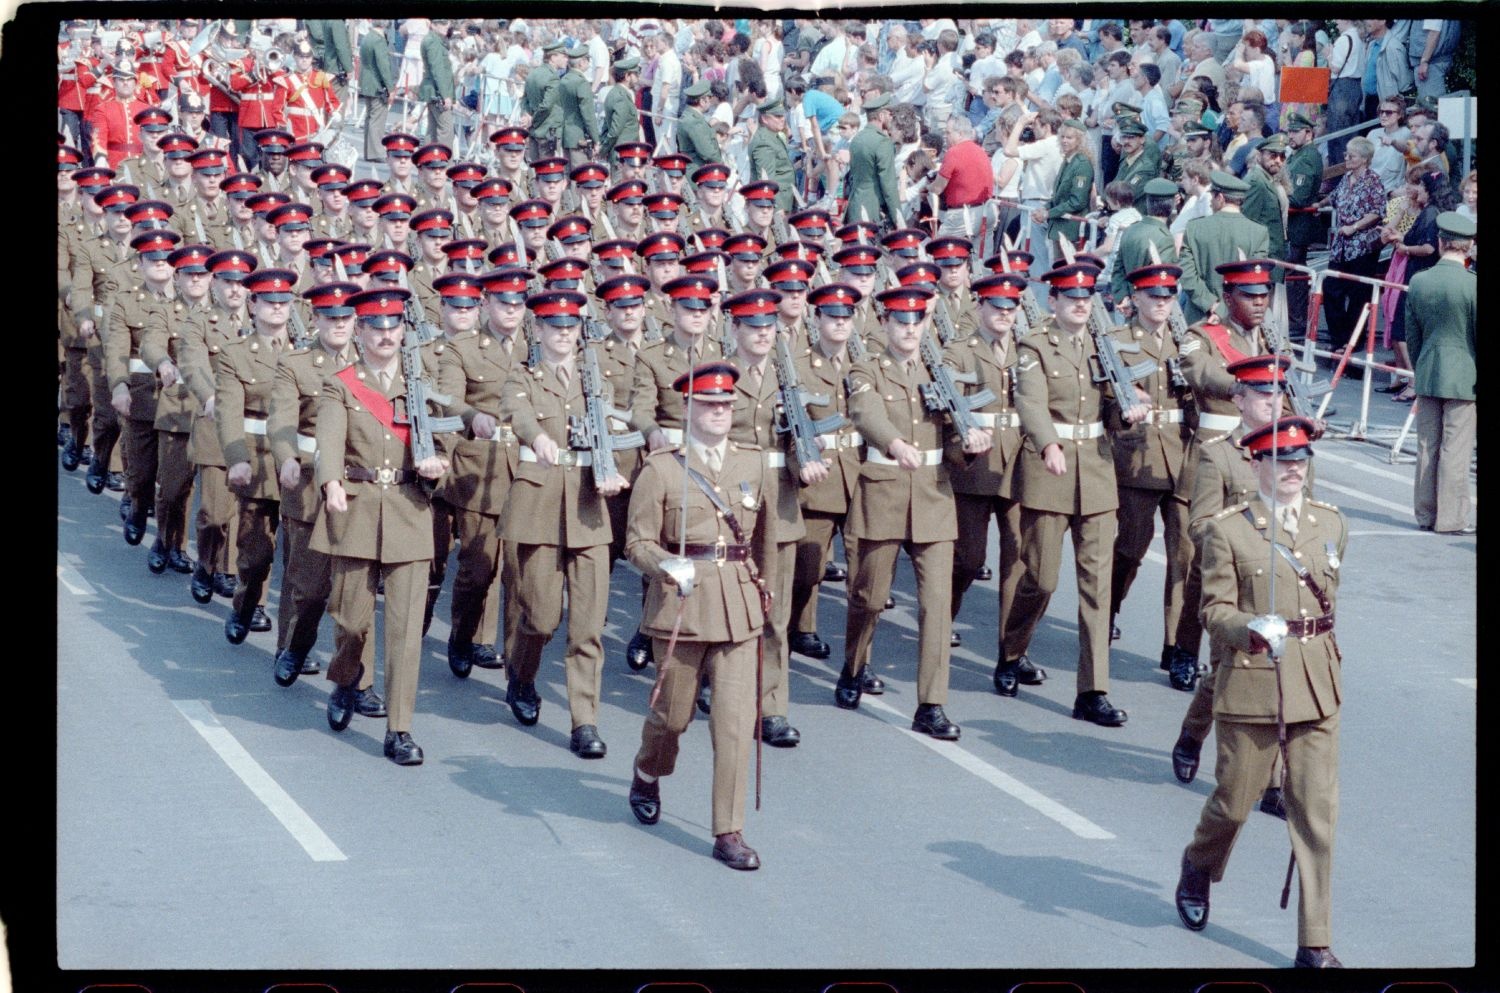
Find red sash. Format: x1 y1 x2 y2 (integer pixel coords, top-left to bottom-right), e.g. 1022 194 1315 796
1200 321 1249 366
336 366 410 446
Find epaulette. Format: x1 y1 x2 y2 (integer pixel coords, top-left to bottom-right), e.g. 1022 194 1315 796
288 345 311 356
727 440 763 452
1202 432 1231 447
1213 501 1248 521
1307 497 1338 512
640 337 666 352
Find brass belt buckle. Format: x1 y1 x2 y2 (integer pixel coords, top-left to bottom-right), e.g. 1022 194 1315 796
376 466 396 485
558 450 577 467
713 535 727 566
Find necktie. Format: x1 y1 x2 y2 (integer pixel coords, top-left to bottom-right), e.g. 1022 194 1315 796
502 335 514 356
555 363 570 389
1281 504 1299 537
749 365 763 389
991 339 1007 367
379 370 393 393
706 446 722 474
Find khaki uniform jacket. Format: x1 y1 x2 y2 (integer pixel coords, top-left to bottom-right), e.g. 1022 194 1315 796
936 288 979 343
118 156 167 199
172 197 236 248
626 442 774 643
1177 210 1271 323
1013 319 1120 515
1106 319 1195 491
1179 315 1266 417
407 260 443 327
178 304 242 466
106 284 174 424
793 343 861 513
846 350 959 543
68 231 135 331
1200 495 1347 724
436 328 523 515
311 209 353 241
730 359 805 544
499 360 613 548
943 330 1023 500
591 333 646 482
269 343 357 523
1405 258 1477 401
140 296 205 433
628 335 723 440
215 334 284 500
311 361 448 563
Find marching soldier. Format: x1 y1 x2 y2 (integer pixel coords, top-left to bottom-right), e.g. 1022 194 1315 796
473 177 514 245
510 198 555 262
316 286 453 765
598 58 642 164
265 201 315 289
557 46 600 167
532 157 571 214
689 163 731 231
739 181 780 244
436 268 531 676
568 163 609 225
832 243 883 341
489 127 532 201
1177 173 1271 324
636 231 686 334
119 108 173 194
372 192 417 254
266 281 380 711
408 207 454 323
1002 263 1128 724
1174 416 1347 970
945 273 1028 674
107 228 181 548
216 268 299 644
413 142 454 214
625 361 776 870
788 283 865 663
447 162 487 239
309 163 354 240
643 191 686 236
592 273 654 569
614 142 654 185
382 132 421 198
765 258 816 346
59 166 118 475
221 172 264 248
835 286 992 737
250 129 295 193
179 148 235 247
497 289 628 755
723 233 767 296
605 179 648 243
1106 263 1197 680
929 237 979 342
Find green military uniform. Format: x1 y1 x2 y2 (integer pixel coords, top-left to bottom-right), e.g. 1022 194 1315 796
1406 254 1477 532
598 82 640 163
305 20 353 76
1177 209 1270 324
842 122 904 229
676 105 722 170
522 63 563 156
1242 162 1288 282
842 348 960 708
1114 146 1160 204
358 27 395 161
1047 151 1095 245
747 123 795 213
557 66 600 163
1108 216 1177 300
627 437 776 839
1183 491 1347 951
417 30 454 105
1005 316 1121 701
499 353 617 736
1285 143 1325 250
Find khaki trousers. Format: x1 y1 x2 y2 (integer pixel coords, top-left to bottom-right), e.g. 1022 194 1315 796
761 540 796 718
195 465 236 575
88 343 121 473
951 493 1023 659
230 497 279 620
122 416 158 521
1004 508 1115 695
451 507 515 653
1185 713 1339 947
63 346 93 445
509 542 610 729
327 556 427 732
1414 396 1475 532
154 431 194 552
1110 484 1195 650
278 517 330 658
843 537 953 706
635 637 758 836
790 509 847 637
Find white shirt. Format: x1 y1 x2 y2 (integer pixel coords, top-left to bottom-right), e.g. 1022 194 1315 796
1016 133 1062 202
1171 191 1213 235
922 19 958 41
891 51 925 105
1016 28 1042 53
654 46 681 100
811 35 849 78
1329 31 1364 79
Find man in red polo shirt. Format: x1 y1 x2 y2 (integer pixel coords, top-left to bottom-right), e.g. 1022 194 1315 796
929 113 993 243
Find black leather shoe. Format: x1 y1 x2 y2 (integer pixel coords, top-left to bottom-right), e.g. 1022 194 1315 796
470 643 504 669
860 668 885 695
1159 645 1175 672
60 441 82 472
119 495 132 523
883 595 896 610
1293 946 1343 968
249 605 272 632
790 631 831 660
506 679 541 726
695 677 711 715
146 540 167 573
1014 655 1047 684
950 630 962 647
190 566 215 604
994 659 1020 697
106 471 125 491
166 548 193 574
224 611 250 645
327 684 356 731
85 462 107 494
569 724 607 758
822 561 847 583
273 649 304 687
383 730 424 765
975 564 993 581
299 656 321 675
1172 732 1202 784
81 444 93 465
1168 647 1201 691
447 639 473 679
834 670 863 710
354 689 387 718
628 772 660 824
1259 786 1287 820
713 831 761 870
625 630 654 671
760 715 801 747
58 423 71 447
213 573 237 598
1175 854 1211 931
123 516 146 546
912 703 960 740
1072 692 1127 727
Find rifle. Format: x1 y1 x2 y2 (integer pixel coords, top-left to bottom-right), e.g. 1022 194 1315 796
397 326 464 480
1260 314 1329 420
525 311 542 368
643 311 665 344
398 274 441 344
287 298 311 348
717 256 736 359
932 292 960 346
569 342 645 488
917 329 993 438
846 328 869 362
1164 300 1193 391
772 334 848 476
1086 295 1156 421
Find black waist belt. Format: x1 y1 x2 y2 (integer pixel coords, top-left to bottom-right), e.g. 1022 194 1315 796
345 466 417 485
680 542 750 562
1285 614 1334 638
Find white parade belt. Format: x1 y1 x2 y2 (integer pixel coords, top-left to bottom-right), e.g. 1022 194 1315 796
128 358 152 375
866 446 943 466
816 430 864 449
242 417 268 435
971 411 1019 429
296 433 317 453
1052 421 1104 440
520 445 592 467
1197 413 1241 433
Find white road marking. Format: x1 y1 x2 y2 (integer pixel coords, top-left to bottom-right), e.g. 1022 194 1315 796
790 657 1114 840
1454 678 1477 690
1349 529 1439 538
57 563 95 596
1313 479 1415 515
1143 549 1167 566
1321 447 1478 502
172 700 347 862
